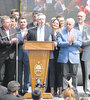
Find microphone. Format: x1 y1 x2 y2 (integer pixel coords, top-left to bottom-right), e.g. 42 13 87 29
2 26 37 39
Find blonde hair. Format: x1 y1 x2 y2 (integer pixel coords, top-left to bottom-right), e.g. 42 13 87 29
62 88 75 100
80 97 88 100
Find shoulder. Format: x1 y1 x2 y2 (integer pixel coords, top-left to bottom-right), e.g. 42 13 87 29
0 26 4 31
27 22 34 28
60 28 68 34
72 28 81 33
84 23 90 29
45 25 52 30
0 93 18 100
0 85 7 96
28 27 37 33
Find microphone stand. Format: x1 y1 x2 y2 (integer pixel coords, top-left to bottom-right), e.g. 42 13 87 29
16 35 18 81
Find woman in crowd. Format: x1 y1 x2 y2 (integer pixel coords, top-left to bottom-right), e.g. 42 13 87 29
50 17 62 96
62 88 76 100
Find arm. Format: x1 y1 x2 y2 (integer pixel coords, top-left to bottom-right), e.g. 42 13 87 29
72 31 82 47
82 25 90 47
57 32 69 47
0 34 11 47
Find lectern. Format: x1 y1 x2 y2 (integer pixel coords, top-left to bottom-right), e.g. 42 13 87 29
23 41 54 99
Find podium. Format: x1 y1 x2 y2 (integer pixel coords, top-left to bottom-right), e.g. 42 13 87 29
23 41 54 99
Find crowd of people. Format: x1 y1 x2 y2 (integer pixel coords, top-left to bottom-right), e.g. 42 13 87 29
0 8 90 100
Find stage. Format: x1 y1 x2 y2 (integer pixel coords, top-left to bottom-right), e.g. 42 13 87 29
24 86 90 100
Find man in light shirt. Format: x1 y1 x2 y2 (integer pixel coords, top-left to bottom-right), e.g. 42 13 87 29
17 17 30 95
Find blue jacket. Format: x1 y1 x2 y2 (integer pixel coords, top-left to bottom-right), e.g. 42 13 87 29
57 28 82 64
17 29 29 61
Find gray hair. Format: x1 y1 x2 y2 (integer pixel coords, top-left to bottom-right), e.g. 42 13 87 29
1 15 10 23
66 18 75 25
38 13 46 19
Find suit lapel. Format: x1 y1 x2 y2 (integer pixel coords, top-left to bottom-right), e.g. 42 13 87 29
34 27 37 41
1 27 9 40
75 23 79 30
44 25 49 41
44 26 46 41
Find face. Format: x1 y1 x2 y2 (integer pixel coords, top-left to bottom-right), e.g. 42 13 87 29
51 19 59 29
66 20 74 31
32 13 38 21
77 12 86 24
38 15 46 26
10 18 17 28
12 12 19 20
19 19 27 29
2 18 11 30
58 17 64 27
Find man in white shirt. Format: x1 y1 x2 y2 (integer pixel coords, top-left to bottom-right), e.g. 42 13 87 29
27 13 56 95
17 17 30 95
0 16 17 87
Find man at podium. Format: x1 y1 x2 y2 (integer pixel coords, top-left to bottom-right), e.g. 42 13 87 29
27 13 56 95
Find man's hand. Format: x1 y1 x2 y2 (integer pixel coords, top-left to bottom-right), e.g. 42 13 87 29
68 40 72 45
10 38 18 44
68 36 75 45
71 36 75 43
66 77 73 88
78 47 83 53
54 41 57 47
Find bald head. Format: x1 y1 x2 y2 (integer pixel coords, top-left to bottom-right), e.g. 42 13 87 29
66 18 75 25
66 18 75 31
77 11 86 24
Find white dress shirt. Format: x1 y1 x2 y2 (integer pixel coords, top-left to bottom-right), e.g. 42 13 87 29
79 24 84 33
5 30 10 40
21 28 28 37
37 26 45 41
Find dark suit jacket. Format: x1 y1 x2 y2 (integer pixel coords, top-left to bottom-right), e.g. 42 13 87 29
27 25 55 59
0 85 7 96
0 93 18 100
0 26 16 60
27 25 55 41
27 22 35 29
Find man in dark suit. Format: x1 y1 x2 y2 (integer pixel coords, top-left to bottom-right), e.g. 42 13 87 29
75 11 90 95
0 16 17 87
27 13 56 95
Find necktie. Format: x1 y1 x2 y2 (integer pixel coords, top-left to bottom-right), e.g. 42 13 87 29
69 32 71 40
39 27 42 41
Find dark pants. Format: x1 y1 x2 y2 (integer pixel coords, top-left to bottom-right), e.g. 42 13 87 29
18 60 30 93
0 60 5 84
46 59 55 92
3 59 16 87
57 63 63 87
61 62 78 89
